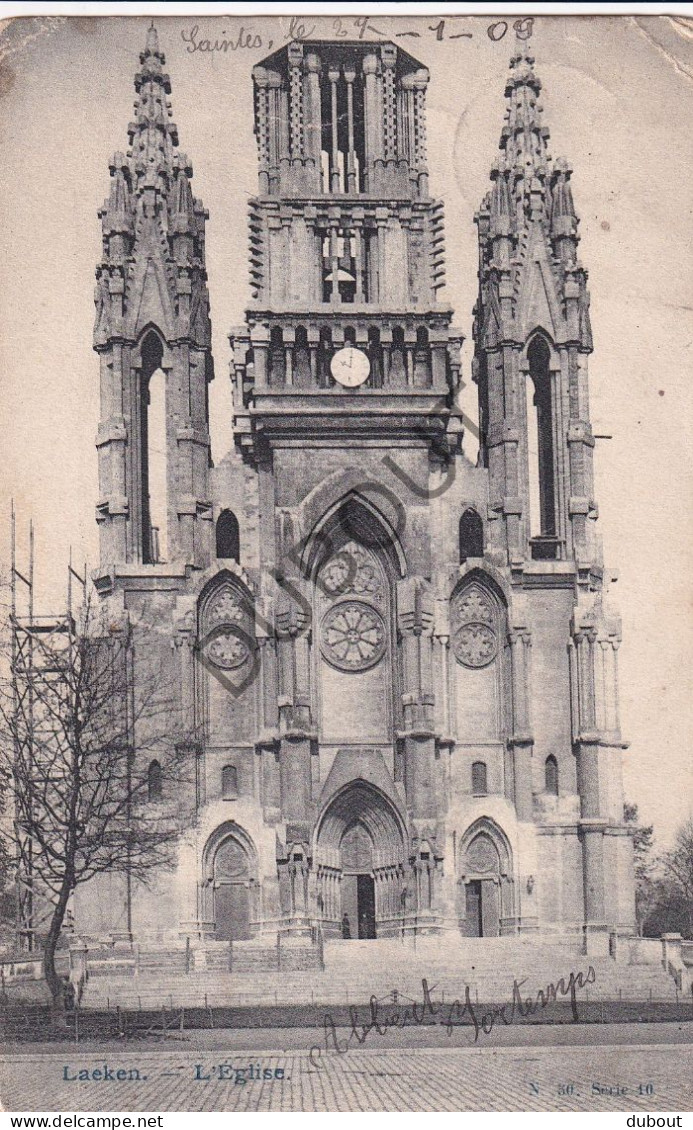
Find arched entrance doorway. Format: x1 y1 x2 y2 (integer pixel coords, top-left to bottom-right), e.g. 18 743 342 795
458 820 515 937
315 780 406 939
341 822 376 938
203 824 258 942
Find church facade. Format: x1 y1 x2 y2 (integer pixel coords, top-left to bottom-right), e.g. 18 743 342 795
83 27 635 956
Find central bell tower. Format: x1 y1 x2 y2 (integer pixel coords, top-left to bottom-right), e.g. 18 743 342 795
230 40 464 456
228 42 465 914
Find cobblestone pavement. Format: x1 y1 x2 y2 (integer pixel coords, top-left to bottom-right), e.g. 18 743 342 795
2 1042 692 1112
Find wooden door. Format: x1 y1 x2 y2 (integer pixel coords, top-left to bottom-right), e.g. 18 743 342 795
215 883 250 941
465 880 482 937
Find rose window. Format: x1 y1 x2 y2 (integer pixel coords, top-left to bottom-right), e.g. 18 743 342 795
320 600 386 672
206 630 249 670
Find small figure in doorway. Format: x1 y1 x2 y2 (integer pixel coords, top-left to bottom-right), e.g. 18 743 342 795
359 911 369 939
341 913 351 939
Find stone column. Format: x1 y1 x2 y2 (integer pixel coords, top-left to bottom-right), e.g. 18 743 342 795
398 578 436 820
362 53 382 192
509 629 534 820
303 53 323 188
572 626 610 954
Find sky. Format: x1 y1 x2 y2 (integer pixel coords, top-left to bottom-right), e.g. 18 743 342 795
0 12 691 845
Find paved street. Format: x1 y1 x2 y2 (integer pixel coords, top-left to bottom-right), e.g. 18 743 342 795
1 1030 692 1112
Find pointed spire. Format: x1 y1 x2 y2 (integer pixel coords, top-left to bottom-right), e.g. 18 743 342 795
128 23 179 192
146 20 159 56
482 28 585 255
500 32 550 174
97 24 208 319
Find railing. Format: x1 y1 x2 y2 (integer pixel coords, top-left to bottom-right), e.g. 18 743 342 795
3 983 693 1045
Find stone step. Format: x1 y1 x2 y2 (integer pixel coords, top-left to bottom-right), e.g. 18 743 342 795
82 957 672 986
81 957 679 1008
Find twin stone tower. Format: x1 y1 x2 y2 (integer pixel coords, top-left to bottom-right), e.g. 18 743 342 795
84 26 635 956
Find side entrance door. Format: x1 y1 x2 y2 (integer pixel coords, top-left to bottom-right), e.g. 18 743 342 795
215 882 251 941
464 880 483 937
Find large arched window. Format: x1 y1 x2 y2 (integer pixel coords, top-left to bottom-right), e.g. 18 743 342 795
526 336 556 551
451 578 506 744
222 765 238 800
459 509 484 563
140 331 167 565
545 754 559 796
471 761 488 796
216 510 240 561
147 759 162 802
313 498 397 745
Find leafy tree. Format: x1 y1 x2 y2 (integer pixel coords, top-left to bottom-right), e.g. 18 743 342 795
659 819 693 938
624 802 656 936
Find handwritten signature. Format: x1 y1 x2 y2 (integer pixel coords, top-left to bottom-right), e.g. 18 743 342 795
309 966 596 1067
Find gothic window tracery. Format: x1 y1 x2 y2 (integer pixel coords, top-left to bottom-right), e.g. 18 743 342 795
315 525 392 741
450 583 498 668
465 832 500 875
318 540 385 604
214 835 251 882
201 582 253 671
321 600 386 672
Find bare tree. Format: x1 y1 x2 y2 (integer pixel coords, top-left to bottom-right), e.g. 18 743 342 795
0 596 196 1014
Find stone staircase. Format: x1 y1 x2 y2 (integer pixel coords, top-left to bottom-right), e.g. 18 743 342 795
79 935 679 1011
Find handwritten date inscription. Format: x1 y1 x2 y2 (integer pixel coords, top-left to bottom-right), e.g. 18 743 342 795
180 16 534 56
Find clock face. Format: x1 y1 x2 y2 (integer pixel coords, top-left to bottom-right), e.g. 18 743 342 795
330 346 371 388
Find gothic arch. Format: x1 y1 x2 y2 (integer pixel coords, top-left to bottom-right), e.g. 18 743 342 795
457 817 516 937
521 328 560 369
197 570 258 726
137 328 171 565
190 561 254 606
449 571 509 746
449 561 512 608
449 571 508 669
131 324 173 372
315 779 407 863
302 489 407 581
521 332 560 544
298 469 408 577
201 821 259 942
458 817 513 878
202 820 259 881
311 500 400 743
314 779 407 936
459 508 484 563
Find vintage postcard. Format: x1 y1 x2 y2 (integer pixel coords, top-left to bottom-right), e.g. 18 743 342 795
0 7 691 1118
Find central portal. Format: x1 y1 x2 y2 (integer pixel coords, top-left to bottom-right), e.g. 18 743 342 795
315 778 407 938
